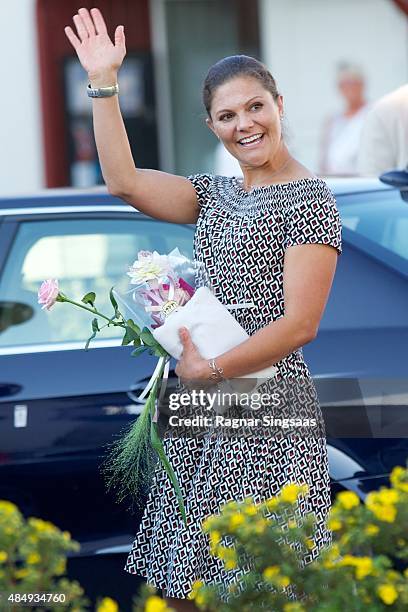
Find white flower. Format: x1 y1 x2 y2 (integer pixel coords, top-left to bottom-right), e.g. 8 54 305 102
127 251 171 284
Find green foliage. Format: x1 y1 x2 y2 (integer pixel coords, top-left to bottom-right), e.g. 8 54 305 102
81 292 96 307
109 287 120 319
135 465 408 611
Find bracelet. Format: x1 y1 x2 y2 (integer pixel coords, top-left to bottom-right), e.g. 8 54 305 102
208 358 225 382
87 83 119 98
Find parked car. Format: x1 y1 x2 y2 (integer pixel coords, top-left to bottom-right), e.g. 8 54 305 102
0 175 407 606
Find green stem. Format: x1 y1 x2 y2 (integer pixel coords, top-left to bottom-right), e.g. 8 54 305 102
60 296 125 327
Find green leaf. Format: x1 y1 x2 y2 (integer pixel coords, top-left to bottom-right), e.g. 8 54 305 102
84 318 99 350
149 346 168 358
109 287 120 318
121 323 141 346
82 292 96 307
140 327 156 347
127 319 141 335
150 419 187 526
131 346 147 357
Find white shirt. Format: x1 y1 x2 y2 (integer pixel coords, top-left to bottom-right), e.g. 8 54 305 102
358 84 408 176
323 106 369 175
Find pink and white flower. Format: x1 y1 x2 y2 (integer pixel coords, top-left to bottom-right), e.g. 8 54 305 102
38 279 60 311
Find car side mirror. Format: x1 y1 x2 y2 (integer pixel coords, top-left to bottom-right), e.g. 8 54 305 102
0 301 34 334
380 169 408 202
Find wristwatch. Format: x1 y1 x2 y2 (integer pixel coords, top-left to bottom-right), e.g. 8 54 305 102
87 83 119 98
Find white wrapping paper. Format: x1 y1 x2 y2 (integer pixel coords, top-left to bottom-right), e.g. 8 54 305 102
152 287 277 411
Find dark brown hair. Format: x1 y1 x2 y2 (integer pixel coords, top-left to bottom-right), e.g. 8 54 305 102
202 55 280 117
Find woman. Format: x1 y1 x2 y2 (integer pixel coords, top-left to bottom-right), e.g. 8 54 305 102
65 8 342 611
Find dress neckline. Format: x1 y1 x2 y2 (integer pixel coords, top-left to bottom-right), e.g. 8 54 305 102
231 175 325 195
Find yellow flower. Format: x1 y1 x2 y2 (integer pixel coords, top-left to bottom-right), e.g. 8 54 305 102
225 558 237 570
27 534 38 544
244 505 257 516
377 584 398 605
284 604 305 612
188 580 204 601
209 530 221 548
377 488 399 505
144 595 171 612
355 557 374 580
29 518 58 534
390 466 408 492
263 566 280 579
55 558 66 575
229 513 244 530
278 575 290 588
0 551 7 563
305 538 315 550
364 524 379 536
328 518 342 531
264 497 279 511
336 491 360 510
14 568 29 579
377 505 397 523
280 483 304 504
287 519 297 529
339 555 373 580
97 597 119 612
62 530 71 541
27 552 41 564
0 501 18 514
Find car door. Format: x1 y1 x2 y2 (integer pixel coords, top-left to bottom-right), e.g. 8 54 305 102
303 187 408 481
0 202 194 540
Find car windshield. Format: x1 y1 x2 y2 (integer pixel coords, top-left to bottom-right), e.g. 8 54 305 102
338 190 408 263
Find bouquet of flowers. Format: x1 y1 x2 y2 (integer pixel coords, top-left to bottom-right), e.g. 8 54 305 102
38 248 277 525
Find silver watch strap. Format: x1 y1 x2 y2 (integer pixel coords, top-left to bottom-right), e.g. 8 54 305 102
87 83 119 98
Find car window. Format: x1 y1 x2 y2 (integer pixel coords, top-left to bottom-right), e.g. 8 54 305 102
0 217 194 348
339 191 408 261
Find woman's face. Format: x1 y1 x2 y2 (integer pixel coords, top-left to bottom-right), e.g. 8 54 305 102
207 76 284 167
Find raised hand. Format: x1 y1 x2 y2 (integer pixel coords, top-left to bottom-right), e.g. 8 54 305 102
64 7 126 85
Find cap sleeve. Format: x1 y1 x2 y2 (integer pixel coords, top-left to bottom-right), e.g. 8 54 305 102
284 183 342 255
187 173 213 209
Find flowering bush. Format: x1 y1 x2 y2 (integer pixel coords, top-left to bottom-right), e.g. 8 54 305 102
135 465 408 611
0 499 91 610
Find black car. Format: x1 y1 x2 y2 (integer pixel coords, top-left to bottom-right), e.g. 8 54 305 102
0 176 407 607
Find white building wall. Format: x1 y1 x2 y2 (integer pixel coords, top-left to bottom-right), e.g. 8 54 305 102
259 0 408 172
0 0 44 195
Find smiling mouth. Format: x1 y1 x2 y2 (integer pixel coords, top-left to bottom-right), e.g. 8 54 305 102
238 133 264 147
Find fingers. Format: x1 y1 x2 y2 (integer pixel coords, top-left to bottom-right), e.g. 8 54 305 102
72 14 89 43
90 7 107 35
78 7 96 37
178 327 190 344
114 25 126 49
64 26 80 50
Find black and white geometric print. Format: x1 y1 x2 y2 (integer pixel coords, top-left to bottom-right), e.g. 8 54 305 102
124 174 342 598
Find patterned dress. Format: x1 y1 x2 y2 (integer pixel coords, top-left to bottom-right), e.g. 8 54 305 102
124 174 342 598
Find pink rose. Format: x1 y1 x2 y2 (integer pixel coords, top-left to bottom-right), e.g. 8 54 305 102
38 279 60 311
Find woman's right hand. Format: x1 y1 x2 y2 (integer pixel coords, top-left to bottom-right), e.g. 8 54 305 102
64 7 126 86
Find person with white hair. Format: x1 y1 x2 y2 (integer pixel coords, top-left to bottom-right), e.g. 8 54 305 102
319 62 369 175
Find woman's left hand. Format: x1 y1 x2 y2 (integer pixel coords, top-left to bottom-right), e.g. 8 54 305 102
175 327 209 384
